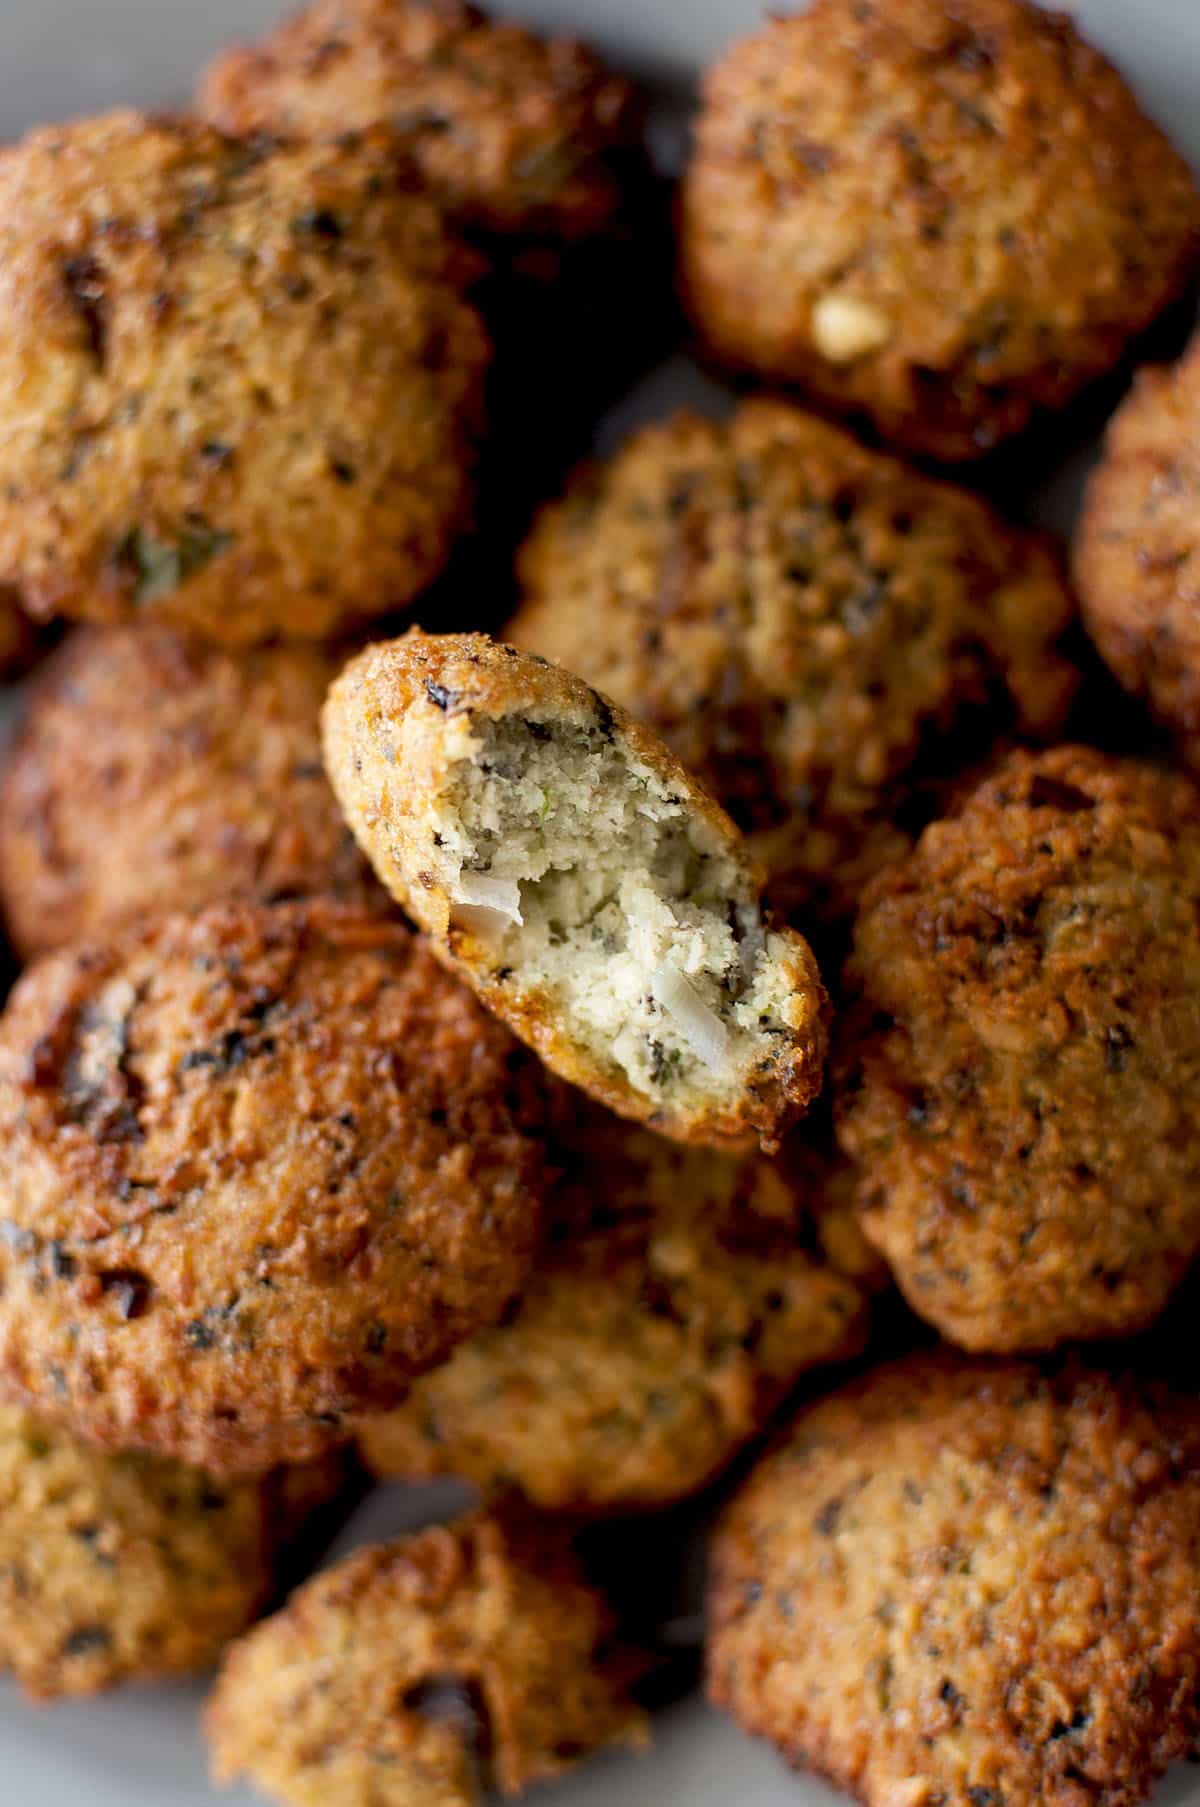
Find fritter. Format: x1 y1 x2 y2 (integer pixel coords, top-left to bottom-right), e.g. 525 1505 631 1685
206 1511 648 1804
679 0 1200 461
509 401 1078 925
358 1099 870 1512
0 898 549 1472
709 1355 1200 1807
0 626 381 961
0 1404 343 1700
1076 333 1200 762
199 0 641 247
0 111 488 644
836 744 1200 1352
322 631 828 1151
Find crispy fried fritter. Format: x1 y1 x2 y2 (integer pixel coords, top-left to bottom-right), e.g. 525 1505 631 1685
322 631 828 1151
709 1355 1200 1807
0 626 381 960
680 0 1200 461
199 0 640 246
0 1405 343 1700
359 1099 869 1511
836 745 1200 1351
1076 334 1200 763
0 112 488 643
206 1511 648 1805
509 401 1078 925
0 898 549 1472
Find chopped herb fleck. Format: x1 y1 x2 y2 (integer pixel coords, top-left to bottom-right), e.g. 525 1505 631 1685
118 519 232 605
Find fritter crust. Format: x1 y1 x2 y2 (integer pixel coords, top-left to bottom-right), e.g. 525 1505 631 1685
836 745 1200 1352
709 1355 1200 1807
679 0 1200 461
0 898 549 1472
0 1405 343 1700
510 401 1078 924
1076 334 1200 763
206 1511 648 1804
0 626 381 960
358 1099 869 1512
199 0 641 246
0 111 488 643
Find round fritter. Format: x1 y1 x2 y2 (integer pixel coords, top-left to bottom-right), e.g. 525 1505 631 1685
679 0 1200 461
358 1099 870 1512
509 402 1078 924
836 745 1200 1352
199 0 641 247
0 898 549 1472
0 1405 343 1700
709 1355 1200 1807
0 111 488 644
207 1511 648 1805
0 626 382 961
1076 335 1200 762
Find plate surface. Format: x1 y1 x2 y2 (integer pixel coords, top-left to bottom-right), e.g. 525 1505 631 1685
0 2 1198 1803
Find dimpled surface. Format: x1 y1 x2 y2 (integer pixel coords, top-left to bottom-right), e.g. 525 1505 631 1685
680 0 1200 460
709 1355 1200 1807
837 745 1200 1351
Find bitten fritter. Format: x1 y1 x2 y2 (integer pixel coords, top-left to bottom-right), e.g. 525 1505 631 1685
0 1405 343 1700
206 1512 648 1805
836 745 1200 1352
1076 334 1200 763
679 0 1200 461
199 0 641 247
0 626 381 960
509 401 1078 925
0 112 488 643
0 898 549 1472
709 1355 1200 1807
322 631 828 1152
358 1099 869 1512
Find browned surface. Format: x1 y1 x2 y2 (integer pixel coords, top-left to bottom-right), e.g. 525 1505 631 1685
837 745 1200 1351
0 898 549 1471
207 1512 648 1804
0 112 488 643
680 0 1200 460
709 1355 1200 1807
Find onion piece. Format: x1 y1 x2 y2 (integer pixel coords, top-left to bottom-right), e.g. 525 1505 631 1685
651 964 729 1073
453 872 523 924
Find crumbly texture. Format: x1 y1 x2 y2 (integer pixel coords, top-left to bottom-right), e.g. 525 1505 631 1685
510 401 1078 925
1076 334 1200 764
322 631 828 1151
836 745 1200 1352
0 898 549 1472
679 0 1200 461
0 626 382 960
708 1355 1200 1807
207 1511 648 1805
358 1098 869 1511
0 111 488 643
199 0 641 246
0 1405 344 1700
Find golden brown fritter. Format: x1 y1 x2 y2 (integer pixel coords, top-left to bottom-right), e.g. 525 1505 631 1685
0 898 549 1472
0 111 488 644
1076 334 1200 763
358 1099 870 1512
199 0 641 247
0 626 382 961
679 0 1200 461
510 401 1078 926
0 1405 344 1700
709 1355 1200 1807
207 1511 648 1805
836 745 1200 1352
323 631 828 1152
